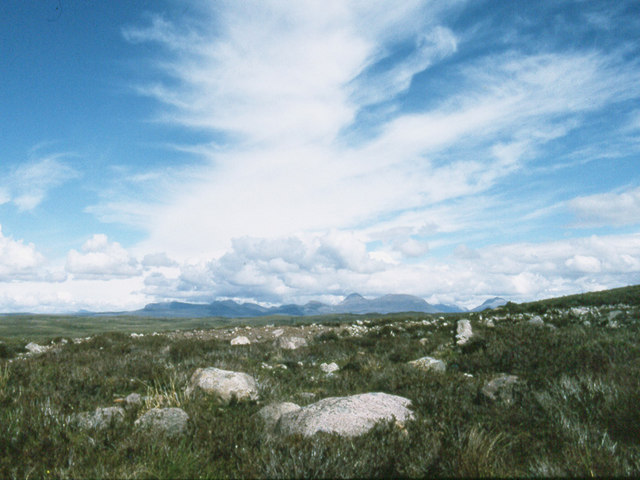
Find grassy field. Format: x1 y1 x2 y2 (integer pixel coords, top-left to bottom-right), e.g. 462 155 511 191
0 285 639 478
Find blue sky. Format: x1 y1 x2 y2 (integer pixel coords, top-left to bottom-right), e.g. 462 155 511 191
1 0 639 313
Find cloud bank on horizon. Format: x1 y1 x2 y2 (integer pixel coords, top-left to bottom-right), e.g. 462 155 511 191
1 0 639 312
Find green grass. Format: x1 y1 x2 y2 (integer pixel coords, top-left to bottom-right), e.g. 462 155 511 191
0 285 639 477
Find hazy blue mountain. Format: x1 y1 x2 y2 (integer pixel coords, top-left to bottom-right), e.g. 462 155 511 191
472 297 508 312
133 293 465 318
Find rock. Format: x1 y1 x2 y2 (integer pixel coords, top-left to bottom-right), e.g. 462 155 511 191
230 336 251 346
135 407 189 437
71 407 125 430
274 336 307 350
408 356 446 373
276 392 414 437
185 367 259 404
419 338 429 346
608 310 623 321
25 342 48 354
480 374 525 405
456 319 473 346
256 402 301 431
320 362 340 375
125 393 142 407
528 316 544 326
272 328 285 337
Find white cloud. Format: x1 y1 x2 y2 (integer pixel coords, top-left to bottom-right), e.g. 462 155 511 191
142 252 178 268
66 234 141 279
66 1 640 311
1 154 78 211
569 186 640 227
0 225 45 280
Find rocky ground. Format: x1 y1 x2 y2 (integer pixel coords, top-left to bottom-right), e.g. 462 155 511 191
1 292 639 478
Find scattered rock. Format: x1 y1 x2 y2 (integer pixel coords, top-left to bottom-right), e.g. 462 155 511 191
528 316 544 326
480 374 525 405
125 393 142 407
185 367 259 404
70 407 125 430
25 342 48 354
276 392 414 437
419 338 429 346
456 319 473 346
272 328 285 338
135 407 189 437
320 362 340 375
608 310 623 321
408 356 446 373
230 336 251 346
274 336 307 350
256 402 301 431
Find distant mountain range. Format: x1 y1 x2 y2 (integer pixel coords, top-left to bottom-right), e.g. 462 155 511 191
471 297 508 312
125 293 507 318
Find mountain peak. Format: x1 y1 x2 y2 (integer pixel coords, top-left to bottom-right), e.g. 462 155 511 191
345 293 364 300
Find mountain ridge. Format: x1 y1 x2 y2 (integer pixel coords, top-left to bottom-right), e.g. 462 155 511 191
132 293 472 318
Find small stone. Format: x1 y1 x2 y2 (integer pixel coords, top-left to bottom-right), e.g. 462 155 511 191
256 402 301 432
320 362 340 374
230 336 251 346
185 367 259 405
480 374 525 405
71 407 125 430
274 336 307 350
125 393 142 406
135 407 189 437
25 342 48 354
608 310 623 321
456 319 473 346
528 316 544 326
272 329 285 337
408 356 446 373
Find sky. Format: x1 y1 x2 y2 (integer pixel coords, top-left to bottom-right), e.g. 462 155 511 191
1 0 640 313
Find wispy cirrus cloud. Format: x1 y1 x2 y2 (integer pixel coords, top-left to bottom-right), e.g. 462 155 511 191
77 0 640 307
1 151 78 211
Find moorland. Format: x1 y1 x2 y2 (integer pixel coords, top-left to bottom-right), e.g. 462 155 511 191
1 284 639 478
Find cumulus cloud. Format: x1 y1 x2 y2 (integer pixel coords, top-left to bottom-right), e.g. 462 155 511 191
569 186 640 227
141 252 178 268
66 234 140 279
138 229 640 310
0 225 45 280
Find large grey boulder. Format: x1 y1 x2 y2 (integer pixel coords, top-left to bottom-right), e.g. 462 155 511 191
456 319 473 346
134 407 189 437
480 374 525 404
71 406 125 430
408 356 446 373
185 367 259 404
256 402 301 431
276 392 414 437
274 336 307 350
